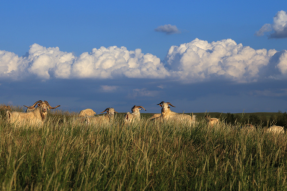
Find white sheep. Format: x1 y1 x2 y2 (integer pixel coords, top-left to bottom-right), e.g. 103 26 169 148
157 101 196 126
7 100 60 127
86 107 117 125
124 105 146 124
79 108 96 117
266 125 284 134
205 115 219 127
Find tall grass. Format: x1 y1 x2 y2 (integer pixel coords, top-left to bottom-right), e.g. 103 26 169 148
0 112 287 190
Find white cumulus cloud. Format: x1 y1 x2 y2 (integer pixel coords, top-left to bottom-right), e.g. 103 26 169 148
27 44 75 79
0 39 287 83
72 46 169 79
0 50 28 79
0 44 169 80
165 38 278 82
276 50 287 74
155 24 180 34
256 10 287 38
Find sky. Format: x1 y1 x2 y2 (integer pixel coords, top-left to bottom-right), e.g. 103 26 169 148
0 0 287 113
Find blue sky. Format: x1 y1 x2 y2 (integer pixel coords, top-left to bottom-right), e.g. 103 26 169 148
0 0 287 113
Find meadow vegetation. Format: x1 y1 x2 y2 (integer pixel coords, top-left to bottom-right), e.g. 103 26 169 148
0 107 287 190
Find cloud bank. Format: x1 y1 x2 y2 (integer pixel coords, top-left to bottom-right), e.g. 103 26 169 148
166 38 278 82
256 10 287 38
0 44 169 80
155 24 180 34
0 38 287 83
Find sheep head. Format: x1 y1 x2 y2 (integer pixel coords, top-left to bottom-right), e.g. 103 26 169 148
157 101 175 109
101 108 117 115
34 100 61 114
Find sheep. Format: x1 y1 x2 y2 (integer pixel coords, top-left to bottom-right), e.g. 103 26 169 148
71 108 97 125
24 100 60 112
86 107 117 126
205 115 219 127
7 100 61 127
266 125 284 134
79 108 96 117
157 101 196 126
124 105 146 124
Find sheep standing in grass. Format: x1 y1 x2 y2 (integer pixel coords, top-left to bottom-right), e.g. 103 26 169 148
266 125 284 134
205 115 219 127
7 100 60 127
124 105 146 124
157 101 196 126
86 108 117 125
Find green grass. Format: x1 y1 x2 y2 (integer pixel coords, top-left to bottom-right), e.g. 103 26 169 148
0 110 287 190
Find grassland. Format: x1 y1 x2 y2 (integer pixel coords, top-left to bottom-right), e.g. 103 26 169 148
0 109 287 190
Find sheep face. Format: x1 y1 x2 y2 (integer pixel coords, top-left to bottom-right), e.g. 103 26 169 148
37 102 49 114
157 101 175 113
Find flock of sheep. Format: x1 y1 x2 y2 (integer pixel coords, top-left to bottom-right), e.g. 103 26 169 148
0 100 285 134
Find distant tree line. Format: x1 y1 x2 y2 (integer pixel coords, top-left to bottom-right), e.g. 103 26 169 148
221 112 287 128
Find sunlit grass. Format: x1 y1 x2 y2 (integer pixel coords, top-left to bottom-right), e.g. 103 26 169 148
0 111 287 190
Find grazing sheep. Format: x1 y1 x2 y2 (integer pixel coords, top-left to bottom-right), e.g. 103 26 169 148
124 105 146 124
86 108 117 125
79 108 96 117
7 100 60 127
205 115 219 127
266 125 284 134
157 101 196 126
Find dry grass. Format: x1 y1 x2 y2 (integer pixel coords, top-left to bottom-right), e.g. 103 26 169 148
0 111 286 190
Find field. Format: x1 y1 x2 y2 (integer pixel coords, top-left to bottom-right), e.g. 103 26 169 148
0 108 287 190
